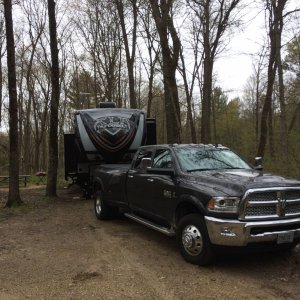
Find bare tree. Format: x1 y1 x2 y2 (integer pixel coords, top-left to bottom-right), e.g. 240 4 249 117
114 0 138 108
20 0 47 174
187 0 241 143
285 34 300 133
138 1 160 117
241 46 267 147
46 0 60 197
4 0 22 207
0 8 6 126
149 0 182 143
31 63 51 171
178 18 204 143
72 0 122 105
257 0 300 158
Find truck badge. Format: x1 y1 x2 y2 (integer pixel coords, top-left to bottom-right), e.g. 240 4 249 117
163 190 172 199
277 191 287 217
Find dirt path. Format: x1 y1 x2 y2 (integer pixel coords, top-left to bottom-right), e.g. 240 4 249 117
0 187 299 300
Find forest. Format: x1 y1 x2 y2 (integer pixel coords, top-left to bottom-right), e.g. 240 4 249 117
0 0 300 203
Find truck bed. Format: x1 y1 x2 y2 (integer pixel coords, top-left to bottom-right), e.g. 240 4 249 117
96 163 131 172
91 163 131 207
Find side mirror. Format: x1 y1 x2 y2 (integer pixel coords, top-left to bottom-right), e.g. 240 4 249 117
141 158 151 172
254 157 263 171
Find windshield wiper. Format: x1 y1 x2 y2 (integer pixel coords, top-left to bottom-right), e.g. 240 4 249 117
223 167 245 170
186 168 215 172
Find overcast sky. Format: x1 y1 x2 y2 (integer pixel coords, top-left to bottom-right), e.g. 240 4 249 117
214 0 300 99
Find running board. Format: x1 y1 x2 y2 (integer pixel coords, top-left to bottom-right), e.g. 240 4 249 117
124 213 175 236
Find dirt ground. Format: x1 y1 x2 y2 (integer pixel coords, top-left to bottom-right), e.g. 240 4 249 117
0 186 299 300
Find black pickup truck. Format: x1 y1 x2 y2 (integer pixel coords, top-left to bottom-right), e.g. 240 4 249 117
91 144 300 265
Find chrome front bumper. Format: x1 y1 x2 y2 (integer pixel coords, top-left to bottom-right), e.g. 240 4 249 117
205 216 300 247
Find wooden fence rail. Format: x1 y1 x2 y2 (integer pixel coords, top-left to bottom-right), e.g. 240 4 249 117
0 175 31 187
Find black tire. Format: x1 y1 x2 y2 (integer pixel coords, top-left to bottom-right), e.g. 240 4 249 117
94 190 118 220
176 213 214 265
277 242 298 253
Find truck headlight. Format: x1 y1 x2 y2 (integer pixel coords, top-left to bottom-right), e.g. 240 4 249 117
207 197 240 213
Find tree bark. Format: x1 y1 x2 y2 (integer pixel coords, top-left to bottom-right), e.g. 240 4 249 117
275 13 288 159
0 19 4 126
180 48 196 143
46 0 60 197
288 103 300 133
0 53 2 126
4 0 22 207
268 107 275 159
149 0 181 143
139 4 159 118
257 0 287 158
115 0 137 109
201 54 213 143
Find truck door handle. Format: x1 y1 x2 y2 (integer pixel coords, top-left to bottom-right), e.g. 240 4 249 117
128 175 134 179
147 178 154 182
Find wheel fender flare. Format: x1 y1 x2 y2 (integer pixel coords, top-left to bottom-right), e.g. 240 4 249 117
179 194 207 213
174 194 207 225
93 177 105 193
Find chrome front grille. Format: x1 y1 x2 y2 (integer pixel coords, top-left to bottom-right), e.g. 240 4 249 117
286 202 300 214
246 205 277 217
240 187 300 220
247 192 277 202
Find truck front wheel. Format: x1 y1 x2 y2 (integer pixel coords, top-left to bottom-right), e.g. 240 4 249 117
176 214 214 265
94 190 118 220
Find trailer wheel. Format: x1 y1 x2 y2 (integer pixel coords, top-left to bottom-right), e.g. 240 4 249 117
94 190 118 220
176 213 214 265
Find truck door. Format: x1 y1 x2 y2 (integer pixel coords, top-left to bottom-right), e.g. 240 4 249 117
127 148 176 226
126 148 154 214
147 149 176 224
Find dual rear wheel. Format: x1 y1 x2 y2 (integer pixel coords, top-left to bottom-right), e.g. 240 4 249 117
94 190 118 220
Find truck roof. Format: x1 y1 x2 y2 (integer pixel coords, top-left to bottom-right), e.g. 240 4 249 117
139 144 228 150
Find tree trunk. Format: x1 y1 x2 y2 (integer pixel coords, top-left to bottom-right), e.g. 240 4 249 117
257 0 288 158
212 93 217 143
46 0 60 197
4 0 22 207
255 77 259 147
149 0 181 143
147 65 154 117
201 56 213 143
0 55 2 126
257 34 277 157
276 28 288 160
115 0 137 109
288 103 300 132
268 107 275 159
200 0 212 144
180 49 196 143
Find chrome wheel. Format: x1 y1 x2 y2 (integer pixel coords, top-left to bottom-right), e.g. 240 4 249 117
94 190 118 220
182 224 203 256
95 194 102 215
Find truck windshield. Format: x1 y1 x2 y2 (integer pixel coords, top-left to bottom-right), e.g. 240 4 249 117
174 147 251 172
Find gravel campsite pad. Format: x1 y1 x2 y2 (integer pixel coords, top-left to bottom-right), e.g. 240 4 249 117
0 187 299 300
